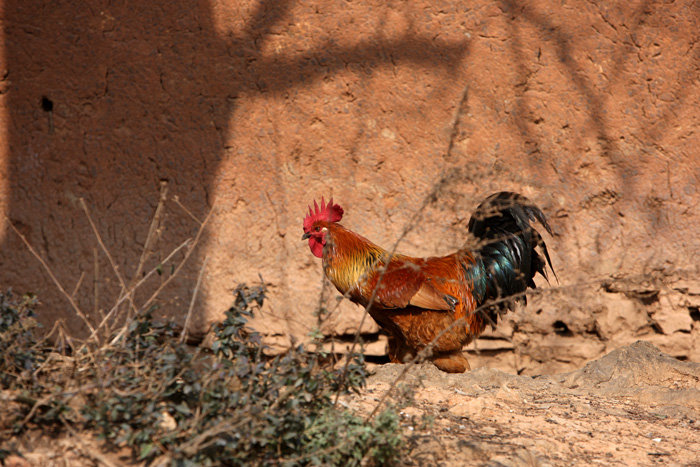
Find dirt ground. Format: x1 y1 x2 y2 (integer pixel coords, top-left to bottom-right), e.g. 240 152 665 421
2 341 698 466
346 340 700 466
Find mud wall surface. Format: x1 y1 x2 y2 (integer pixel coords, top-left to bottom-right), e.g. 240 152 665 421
0 0 698 373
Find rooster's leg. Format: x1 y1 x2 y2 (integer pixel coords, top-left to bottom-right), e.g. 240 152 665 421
387 335 414 363
431 351 471 373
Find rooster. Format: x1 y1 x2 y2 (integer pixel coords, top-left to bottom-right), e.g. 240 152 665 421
302 192 555 373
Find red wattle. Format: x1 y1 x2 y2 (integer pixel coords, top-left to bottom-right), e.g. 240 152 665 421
309 238 324 258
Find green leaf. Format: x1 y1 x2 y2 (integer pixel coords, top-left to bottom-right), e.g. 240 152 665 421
139 443 155 460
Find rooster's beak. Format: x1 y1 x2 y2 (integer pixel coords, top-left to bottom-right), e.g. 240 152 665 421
301 232 311 240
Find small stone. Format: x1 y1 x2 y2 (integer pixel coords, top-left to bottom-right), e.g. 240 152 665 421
158 411 177 431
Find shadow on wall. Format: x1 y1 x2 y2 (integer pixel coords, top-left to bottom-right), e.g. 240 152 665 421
0 0 468 337
499 0 700 199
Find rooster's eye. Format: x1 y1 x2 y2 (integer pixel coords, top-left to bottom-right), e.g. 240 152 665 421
315 227 321 232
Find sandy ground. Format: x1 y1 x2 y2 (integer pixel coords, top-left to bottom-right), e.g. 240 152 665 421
346 341 699 466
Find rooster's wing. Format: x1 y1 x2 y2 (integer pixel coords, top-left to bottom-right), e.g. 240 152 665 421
370 259 457 312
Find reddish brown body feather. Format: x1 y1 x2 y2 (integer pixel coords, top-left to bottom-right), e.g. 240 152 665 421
320 222 485 372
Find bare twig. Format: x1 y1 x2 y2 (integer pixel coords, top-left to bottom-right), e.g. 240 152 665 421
79 198 139 321
180 255 209 343
330 88 466 404
62 416 120 467
93 247 104 323
362 275 630 422
70 271 86 299
128 180 170 306
173 194 203 225
109 204 215 345
85 237 192 345
6 218 96 337
179 421 242 456
137 205 213 312
18 394 55 429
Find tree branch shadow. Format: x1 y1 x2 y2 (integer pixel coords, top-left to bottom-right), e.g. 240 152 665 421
0 0 469 336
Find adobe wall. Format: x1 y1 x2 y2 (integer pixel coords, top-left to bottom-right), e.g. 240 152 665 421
0 0 697 373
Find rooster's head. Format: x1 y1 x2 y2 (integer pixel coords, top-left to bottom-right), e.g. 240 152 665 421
302 197 344 258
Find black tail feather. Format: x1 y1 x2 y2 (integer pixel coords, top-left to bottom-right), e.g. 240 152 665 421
466 192 556 325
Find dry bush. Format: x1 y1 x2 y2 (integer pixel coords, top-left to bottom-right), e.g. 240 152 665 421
0 286 403 465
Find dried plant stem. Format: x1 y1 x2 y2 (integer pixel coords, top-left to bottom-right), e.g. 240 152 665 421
34 319 70 360
362 279 587 422
180 254 209 343
137 205 213 312
130 180 169 296
6 218 96 337
93 247 103 323
79 198 138 320
173 194 203 224
86 237 192 345
179 422 241 456
330 86 473 403
71 271 86 299
332 175 452 407
109 204 214 345
62 418 120 467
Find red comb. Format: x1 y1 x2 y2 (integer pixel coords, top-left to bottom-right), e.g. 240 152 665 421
303 196 344 231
